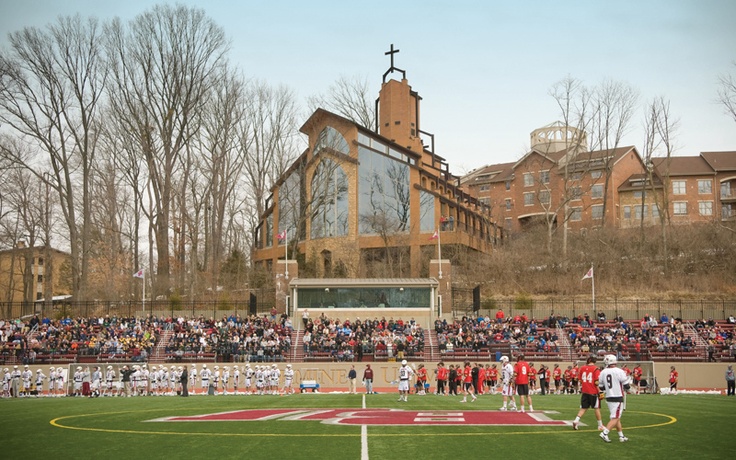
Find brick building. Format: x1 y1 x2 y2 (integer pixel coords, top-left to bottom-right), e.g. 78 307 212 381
0 242 71 305
462 122 646 233
649 151 736 224
252 56 501 278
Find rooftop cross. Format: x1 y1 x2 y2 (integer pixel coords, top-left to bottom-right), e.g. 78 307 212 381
385 44 400 68
382 43 406 82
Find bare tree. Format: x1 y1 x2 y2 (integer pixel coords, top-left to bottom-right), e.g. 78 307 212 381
589 80 639 225
307 75 376 129
0 15 106 301
717 63 736 123
104 4 229 298
240 81 301 222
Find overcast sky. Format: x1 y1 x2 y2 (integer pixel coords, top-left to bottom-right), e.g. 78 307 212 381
1 0 735 175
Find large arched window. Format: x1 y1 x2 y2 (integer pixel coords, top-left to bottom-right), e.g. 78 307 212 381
310 158 349 239
315 126 349 156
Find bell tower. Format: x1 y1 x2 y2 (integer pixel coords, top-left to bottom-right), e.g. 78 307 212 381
377 44 424 152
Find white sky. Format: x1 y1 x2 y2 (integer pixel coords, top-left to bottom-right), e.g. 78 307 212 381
1 0 735 175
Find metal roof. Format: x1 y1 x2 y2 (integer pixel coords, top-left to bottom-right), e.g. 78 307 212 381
289 278 438 287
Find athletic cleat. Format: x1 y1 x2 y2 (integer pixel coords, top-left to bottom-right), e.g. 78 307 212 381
600 432 611 443
619 437 629 443
499 406 507 411
572 421 579 430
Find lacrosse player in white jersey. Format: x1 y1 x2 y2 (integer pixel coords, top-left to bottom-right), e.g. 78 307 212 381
200 364 211 392
21 365 33 397
598 355 632 443
232 366 240 395
397 360 415 402
245 364 254 395
2 368 10 398
34 369 46 397
283 364 295 395
221 366 230 395
255 366 265 395
104 366 116 397
91 366 102 397
55 367 66 397
189 364 198 395
170 366 179 395
212 366 221 395
48 367 56 397
270 364 281 395
499 356 518 411
72 366 84 397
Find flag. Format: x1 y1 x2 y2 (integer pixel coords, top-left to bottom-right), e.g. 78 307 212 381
133 269 144 279
277 229 287 241
582 266 593 281
429 231 438 240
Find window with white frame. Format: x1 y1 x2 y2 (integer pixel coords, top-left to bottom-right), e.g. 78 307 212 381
592 205 604 220
591 184 604 199
634 205 648 219
479 184 490 191
570 207 582 221
673 202 687 215
538 190 550 205
570 186 582 200
505 199 512 210
523 172 534 187
591 170 602 179
698 180 712 194
698 201 713 216
523 192 534 206
540 170 550 184
651 204 659 219
672 180 686 195
623 206 631 219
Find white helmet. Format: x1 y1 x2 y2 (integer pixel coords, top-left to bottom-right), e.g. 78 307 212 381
604 354 618 366
500 356 509 363
214 366 219 370
245 363 251 367
287 364 292 368
272 364 277 368
50 367 55 371
178 366 182 371
76 366 82 370
202 364 207 368
401 360 407 366
151 366 157 370
107 366 113 370
36 369 41 372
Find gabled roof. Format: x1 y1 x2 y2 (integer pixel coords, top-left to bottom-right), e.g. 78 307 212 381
700 151 736 172
617 173 664 192
652 156 715 177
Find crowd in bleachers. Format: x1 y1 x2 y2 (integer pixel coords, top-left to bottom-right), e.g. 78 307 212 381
1 315 159 364
165 314 292 362
302 315 425 361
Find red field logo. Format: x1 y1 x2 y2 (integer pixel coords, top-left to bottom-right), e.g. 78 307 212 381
150 409 568 426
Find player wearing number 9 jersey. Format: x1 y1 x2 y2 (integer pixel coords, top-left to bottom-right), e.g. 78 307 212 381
572 356 604 431
512 354 533 412
598 354 632 443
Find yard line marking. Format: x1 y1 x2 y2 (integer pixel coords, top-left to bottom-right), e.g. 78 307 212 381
361 395 369 460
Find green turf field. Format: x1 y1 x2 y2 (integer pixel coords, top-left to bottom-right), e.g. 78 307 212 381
1 393 732 459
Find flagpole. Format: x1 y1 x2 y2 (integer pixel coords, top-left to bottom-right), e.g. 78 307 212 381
591 264 595 313
437 226 442 279
284 229 289 279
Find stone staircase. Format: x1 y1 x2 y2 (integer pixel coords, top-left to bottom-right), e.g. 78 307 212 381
149 329 174 363
426 329 439 361
290 328 304 362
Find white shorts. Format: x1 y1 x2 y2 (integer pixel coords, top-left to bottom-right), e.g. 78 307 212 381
284 379 292 387
398 380 410 392
606 400 625 419
91 380 100 390
245 378 252 387
502 383 515 397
